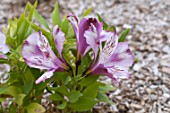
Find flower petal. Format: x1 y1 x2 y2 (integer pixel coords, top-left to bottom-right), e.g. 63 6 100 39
0 53 7 59
105 42 134 68
68 16 103 57
0 33 9 59
89 64 118 84
0 32 6 44
99 31 113 42
67 15 79 45
22 32 62 70
84 24 99 60
99 33 118 64
0 44 10 54
79 18 103 56
53 25 65 57
107 67 130 79
35 69 56 84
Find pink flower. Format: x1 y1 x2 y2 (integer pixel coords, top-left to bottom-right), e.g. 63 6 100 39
83 21 134 84
22 25 69 84
68 15 103 61
0 32 9 59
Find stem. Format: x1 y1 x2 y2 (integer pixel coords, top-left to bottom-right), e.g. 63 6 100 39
75 60 81 75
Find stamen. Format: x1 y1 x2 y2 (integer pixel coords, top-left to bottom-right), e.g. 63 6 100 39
100 36 116 63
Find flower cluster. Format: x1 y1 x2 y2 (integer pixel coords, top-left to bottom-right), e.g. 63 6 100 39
21 15 134 85
0 2 135 112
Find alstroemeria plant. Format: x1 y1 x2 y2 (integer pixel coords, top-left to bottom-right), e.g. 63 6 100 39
0 2 134 113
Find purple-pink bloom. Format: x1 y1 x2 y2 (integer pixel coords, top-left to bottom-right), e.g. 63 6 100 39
0 32 10 59
68 15 103 61
22 25 69 84
84 22 134 84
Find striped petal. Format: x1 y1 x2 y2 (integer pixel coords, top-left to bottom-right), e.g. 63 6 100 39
105 42 134 68
22 32 62 70
99 33 118 64
53 25 65 57
35 69 56 84
84 24 99 60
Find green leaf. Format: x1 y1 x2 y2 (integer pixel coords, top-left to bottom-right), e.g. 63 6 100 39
49 93 64 101
25 18 51 39
4 86 22 97
17 17 30 44
97 92 113 104
15 94 26 106
53 72 72 85
56 101 67 109
24 2 32 15
70 97 97 111
65 26 75 39
51 3 61 26
107 25 116 32
64 75 72 85
78 54 92 74
83 7 93 17
79 75 99 86
8 18 17 37
9 45 22 60
12 13 25 38
23 80 34 94
68 90 82 102
118 28 130 42
99 84 116 94
63 38 76 51
97 13 108 30
48 85 69 96
34 82 47 91
83 82 99 98
33 10 51 31
61 14 69 34
25 103 45 113
28 1 37 21
0 98 5 102
9 103 17 113
0 86 8 95
23 70 34 94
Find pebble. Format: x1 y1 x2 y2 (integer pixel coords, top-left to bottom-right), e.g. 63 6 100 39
150 85 158 89
162 45 170 54
162 67 170 74
113 89 121 95
133 63 142 71
163 93 170 98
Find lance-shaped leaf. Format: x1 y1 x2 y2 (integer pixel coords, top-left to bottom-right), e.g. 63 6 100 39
118 28 130 42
